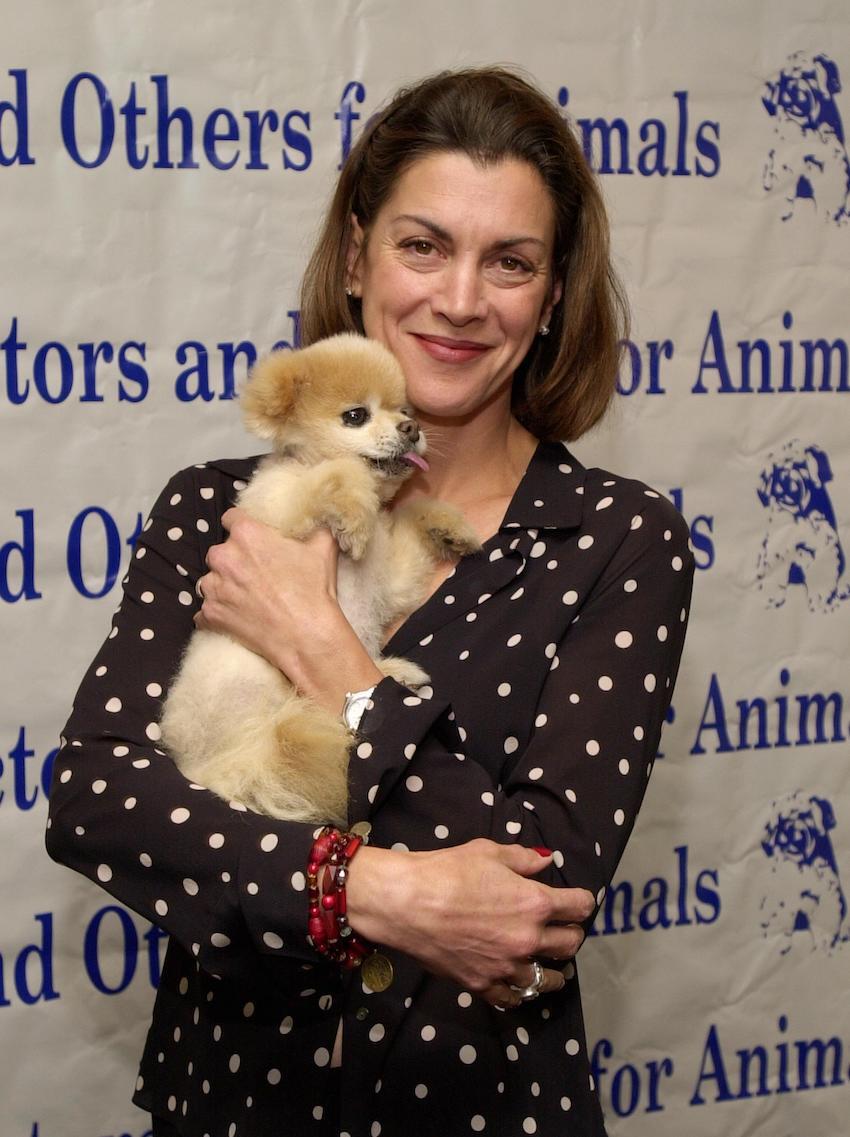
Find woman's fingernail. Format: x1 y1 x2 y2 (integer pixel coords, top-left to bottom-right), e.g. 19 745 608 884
532 846 552 857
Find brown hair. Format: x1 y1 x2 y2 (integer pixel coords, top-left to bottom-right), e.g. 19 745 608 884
300 66 628 441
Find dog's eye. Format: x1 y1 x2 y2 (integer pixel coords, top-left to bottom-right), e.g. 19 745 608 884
341 407 371 427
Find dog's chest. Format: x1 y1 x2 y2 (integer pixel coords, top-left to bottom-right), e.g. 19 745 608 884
336 521 395 656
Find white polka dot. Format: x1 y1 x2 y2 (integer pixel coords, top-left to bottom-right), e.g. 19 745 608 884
421 1025 436 1042
140 628 154 641
471 1117 485 1132
229 1053 241 1073
167 527 183 541
577 535 594 550
562 590 578 605
506 1044 519 1061
200 487 214 500
614 809 626 826
596 496 613 511
146 722 161 741
481 791 494 806
290 871 306 891
565 1038 580 1056
459 649 470 660
113 744 129 756
105 697 122 713
553 849 565 868
155 899 168 916
657 625 669 641
528 767 543 780
565 789 577 803
132 758 150 769
458 991 473 1008
598 675 613 691
465 612 477 622
585 739 600 756
517 1026 530 1044
634 726 645 741
523 1119 537 1134
415 1083 429 1099
367 784 379 804
510 587 524 600
405 775 423 792
260 834 279 852
507 634 522 647
530 541 546 558
403 695 422 707
672 555 683 571
505 820 522 835
644 490 660 498
145 682 162 697
140 853 153 867
544 642 557 659
644 674 657 692
371 1123 382 1137
535 713 548 728
95 665 107 677
196 519 210 533
615 631 633 649
263 931 284 950
434 824 449 840
209 833 225 849
97 864 113 882
92 779 107 794
619 759 630 775
267 1067 281 1085
170 808 190 824
124 797 137 809
497 682 511 697
279 1016 293 1034
504 737 519 754
561 1096 572 1111
459 1044 477 1064
489 549 503 562
313 1048 330 1067
178 591 193 606
444 594 455 604
559 463 572 473
183 878 199 896
211 933 230 948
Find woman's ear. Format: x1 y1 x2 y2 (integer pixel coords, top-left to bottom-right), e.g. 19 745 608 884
346 213 365 297
541 277 564 330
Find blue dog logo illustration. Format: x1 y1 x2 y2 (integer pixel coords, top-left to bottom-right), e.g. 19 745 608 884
760 792 848 954
762 51 850 224
756 440 848 612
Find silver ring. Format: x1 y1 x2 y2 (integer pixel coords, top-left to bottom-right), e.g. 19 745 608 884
508 960 545 1001
195 578 205 600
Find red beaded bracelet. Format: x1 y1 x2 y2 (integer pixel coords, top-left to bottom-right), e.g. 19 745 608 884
306 826 370 969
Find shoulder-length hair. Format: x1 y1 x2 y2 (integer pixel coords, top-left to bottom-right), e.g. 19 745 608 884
300 66 628 441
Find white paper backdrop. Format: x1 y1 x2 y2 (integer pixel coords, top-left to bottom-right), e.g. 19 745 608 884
2 2 848 1134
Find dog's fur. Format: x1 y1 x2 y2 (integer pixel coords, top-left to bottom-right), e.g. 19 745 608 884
161 335 480 825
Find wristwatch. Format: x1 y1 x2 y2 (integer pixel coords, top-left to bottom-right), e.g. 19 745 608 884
341 685 377 732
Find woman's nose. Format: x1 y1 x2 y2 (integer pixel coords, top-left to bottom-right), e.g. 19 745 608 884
432 260 487 324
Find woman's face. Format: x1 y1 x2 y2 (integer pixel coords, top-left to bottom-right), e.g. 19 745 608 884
348 151 562 427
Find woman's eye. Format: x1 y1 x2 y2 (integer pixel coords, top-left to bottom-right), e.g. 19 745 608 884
341 407 370 427
499 254 531 273
403 239 436 256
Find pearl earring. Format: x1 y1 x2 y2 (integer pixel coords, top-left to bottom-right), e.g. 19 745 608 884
345 286 353 297
538 324 550 337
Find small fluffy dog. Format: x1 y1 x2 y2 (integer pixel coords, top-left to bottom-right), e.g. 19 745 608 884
161 335 480 825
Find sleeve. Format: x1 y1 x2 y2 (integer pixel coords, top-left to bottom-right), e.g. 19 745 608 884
346 495 695 917
46 466 328 978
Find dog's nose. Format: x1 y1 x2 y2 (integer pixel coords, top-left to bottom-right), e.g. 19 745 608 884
397 418 420 444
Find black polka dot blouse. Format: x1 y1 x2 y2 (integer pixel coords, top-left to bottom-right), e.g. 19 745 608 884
47 440 694 1137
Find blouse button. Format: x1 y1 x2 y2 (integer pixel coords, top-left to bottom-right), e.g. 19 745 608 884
356 1007 370 1021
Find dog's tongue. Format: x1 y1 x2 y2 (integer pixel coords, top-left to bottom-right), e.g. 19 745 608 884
402 451 429 472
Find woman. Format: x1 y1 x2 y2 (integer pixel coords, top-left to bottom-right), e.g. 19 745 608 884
47 67 694 1136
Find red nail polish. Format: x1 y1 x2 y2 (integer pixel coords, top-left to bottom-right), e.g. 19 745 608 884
532 846 552 857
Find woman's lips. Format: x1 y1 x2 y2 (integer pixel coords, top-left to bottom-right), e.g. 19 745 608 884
411 333 490 364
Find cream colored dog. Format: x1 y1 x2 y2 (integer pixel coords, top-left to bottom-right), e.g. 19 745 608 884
161 334 480 825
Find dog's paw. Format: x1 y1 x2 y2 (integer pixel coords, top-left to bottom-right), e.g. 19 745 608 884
398 500 482 561
377 656 430 689
334 511 377 560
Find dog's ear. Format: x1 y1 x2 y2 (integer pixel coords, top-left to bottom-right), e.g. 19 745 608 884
805 446 832 486
240 350 310 440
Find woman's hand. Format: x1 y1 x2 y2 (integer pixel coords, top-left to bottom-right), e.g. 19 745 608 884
346 838 594 1008
195 509 383 713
